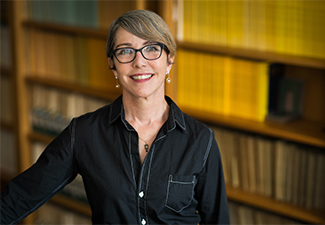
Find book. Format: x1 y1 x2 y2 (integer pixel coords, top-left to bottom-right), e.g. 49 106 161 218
266 77 305 123
30 84 110 136
178 0 325 59
267 63 285 114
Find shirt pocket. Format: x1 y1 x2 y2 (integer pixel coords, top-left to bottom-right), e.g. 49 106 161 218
165 174 196 213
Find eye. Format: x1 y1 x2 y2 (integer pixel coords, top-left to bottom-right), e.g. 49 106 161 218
144 45 160 52
116 48 134 56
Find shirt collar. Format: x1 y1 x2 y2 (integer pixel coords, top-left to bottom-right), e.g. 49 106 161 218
108 95 186 132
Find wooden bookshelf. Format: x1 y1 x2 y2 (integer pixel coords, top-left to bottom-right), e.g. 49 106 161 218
167 1 325 224
0 120 13 131
181 106 325 148
28 131 55 145
1 67 11 77
6 1 157 224
178 41 325 70
22 20 107 40
5 0 325 224
25 76 121 102
226 185 325 224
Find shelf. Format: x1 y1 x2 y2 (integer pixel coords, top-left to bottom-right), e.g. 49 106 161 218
1 67 11 77
25 76 121 101
29 131 55 144
180 106 325 148
50 194 91 217
21 21 325 70
0 120 13 131
178 41 325 70
1 170 15 186
226 184 325 224
29 130 325 223
22 20 107 40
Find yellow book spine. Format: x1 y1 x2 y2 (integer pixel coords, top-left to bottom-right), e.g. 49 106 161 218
257 62 269 122
223 56 232 116
183 0 192 42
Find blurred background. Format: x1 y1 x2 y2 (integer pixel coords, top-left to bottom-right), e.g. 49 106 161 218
1 0 324 224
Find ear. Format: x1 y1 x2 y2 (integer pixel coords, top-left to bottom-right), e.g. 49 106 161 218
167 55 175 73
108 58 118 77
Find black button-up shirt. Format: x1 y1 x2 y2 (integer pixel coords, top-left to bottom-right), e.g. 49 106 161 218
1 96 229 224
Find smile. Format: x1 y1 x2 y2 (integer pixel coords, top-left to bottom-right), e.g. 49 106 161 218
131 74 153 80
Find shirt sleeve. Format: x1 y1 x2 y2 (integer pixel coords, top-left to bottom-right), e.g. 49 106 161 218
195 130 230 224
0 119 78 225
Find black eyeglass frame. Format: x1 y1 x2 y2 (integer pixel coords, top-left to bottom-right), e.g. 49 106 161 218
112 43 165 64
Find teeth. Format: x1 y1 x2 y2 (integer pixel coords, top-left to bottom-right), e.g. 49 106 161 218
132 74 152 80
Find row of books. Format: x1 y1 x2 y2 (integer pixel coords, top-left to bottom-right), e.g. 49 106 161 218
1 77 13 124
30 84 110 136
34 201 91 225
26 1 139 30
25 29 117 91
214 125 325 211
0 22 12 70
177 49 304 123
228 201 303 224
31 141 304 225
31 139 307 225
177 0 325 59
0 129 17 176
177 49 269 122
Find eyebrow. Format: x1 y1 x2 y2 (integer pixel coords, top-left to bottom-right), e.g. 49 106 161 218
115 41 157 49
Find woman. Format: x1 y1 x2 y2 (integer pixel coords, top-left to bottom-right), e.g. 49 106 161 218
1 10 229 224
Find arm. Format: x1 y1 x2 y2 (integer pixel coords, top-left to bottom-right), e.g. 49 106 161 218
195 132 230 224
0 119 78 225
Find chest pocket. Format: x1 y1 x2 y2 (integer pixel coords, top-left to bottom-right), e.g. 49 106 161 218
165 174 196 212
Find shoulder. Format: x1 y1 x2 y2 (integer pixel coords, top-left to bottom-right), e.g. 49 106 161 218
167 96 213 138
74 103 112 129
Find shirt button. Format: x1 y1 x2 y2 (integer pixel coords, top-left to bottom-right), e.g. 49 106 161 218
139 191 144 198
141 219 146 225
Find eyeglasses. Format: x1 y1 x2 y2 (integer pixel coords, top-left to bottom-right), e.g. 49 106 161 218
112 43 165 63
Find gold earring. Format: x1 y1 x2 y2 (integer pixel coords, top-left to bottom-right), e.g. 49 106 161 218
166 72 171 84
115 76 120 88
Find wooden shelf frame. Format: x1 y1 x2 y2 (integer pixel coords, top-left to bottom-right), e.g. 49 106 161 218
29 130 325 224
178 41 325 70
181 106 325 148
25 76 121 102
8 2 324 224
26 76 325 148
23 20 107 40
226 184 325 224
22 21 325 70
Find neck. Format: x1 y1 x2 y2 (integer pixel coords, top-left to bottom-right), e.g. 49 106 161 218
123 94 169 126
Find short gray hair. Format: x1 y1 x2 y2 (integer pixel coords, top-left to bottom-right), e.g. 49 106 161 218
106 10 176 64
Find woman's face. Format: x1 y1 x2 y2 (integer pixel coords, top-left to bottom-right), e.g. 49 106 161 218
108 27 174 100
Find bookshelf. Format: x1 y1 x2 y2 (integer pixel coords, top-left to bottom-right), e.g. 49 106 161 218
3 0 325 224
0 1 18 191
3 1 158 224
163 0 325 224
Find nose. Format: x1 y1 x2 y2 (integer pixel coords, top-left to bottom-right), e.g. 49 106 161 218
132 50 146 67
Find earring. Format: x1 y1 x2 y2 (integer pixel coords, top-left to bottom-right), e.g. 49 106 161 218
115 76 120 88
166 72 171 84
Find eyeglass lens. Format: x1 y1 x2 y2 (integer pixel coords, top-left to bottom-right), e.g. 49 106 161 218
114 44 163 63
